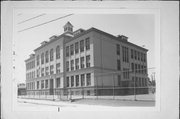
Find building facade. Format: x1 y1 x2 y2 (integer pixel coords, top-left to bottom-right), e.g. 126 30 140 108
25 22 148 96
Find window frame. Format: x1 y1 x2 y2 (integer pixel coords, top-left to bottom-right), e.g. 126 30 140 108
85 37 90 50
56 45 60 59
80 40 84 52
86 55 90 68
75 42 79 54
50 48 54 61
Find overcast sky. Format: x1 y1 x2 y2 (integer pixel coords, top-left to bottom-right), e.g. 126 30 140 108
14 14 155 83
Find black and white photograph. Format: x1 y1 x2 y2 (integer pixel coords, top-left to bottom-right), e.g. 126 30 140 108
1 1 179 119
14 12 158 110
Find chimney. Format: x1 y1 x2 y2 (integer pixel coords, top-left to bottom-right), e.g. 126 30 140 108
29 54 35 58
49 35 58 41
117 35 128 42
40 41 48 45
73 29 85 36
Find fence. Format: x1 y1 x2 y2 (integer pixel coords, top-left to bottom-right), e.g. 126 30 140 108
19 68 156 101
19 86 155 101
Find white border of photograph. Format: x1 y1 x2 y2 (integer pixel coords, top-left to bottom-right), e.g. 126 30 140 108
1 1 179 119
12 8 160 112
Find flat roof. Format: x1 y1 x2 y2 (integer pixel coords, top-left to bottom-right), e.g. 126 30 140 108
66 27 148 51
27 26 148 62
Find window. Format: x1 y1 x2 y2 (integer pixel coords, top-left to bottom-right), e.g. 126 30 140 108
56 63 60 74
29 72 31 79
56 45 60 59
138 64 141 73
132 76 135 82
142 78 144 87
34 71 35 78
143 66 145 74
75 58 79 70
80 40 84 52
56 78 60 88
85 37 90 50
31 72 33 79
36 69 40 78
137 52 140 60
117 44 120 55
75 42 79 54
139 78 141 87
131 63 134 72
118 75 121 86
45 67 49 76
122 46 129 62
66 61 69 71
86 73 91 86
75 75 79 86
50 48 54 61
80 57 84 68
144 66 147 74
141 52 143 61
141 65 143 74
131 49 133 59
87 90 90 95
33 82 35 90
41 80 44 89
33 61 35 68
41 53 44 64
66 77 69 87
66 46 69 57
134 50 137 60
126 47 129 62
41 68 44 77
45 80 48 88
70 60 74 71
144 54 146 62
70 44 74 55
26 64 28 70
117 59 121 70
135 64 138 73
36 55 39 66
30 83 32 90
28 62 30 70
71 76 74 87
144 78 147 86
86 55 90 68
50 65 54 74
135 77 138 86
123 68 129 79
81 74 85 86
45 51 49 63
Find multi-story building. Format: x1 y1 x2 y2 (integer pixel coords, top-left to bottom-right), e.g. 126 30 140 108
25 22 148 96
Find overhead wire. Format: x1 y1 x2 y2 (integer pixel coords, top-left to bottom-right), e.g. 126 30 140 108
18 14 73 33
18 13 46 24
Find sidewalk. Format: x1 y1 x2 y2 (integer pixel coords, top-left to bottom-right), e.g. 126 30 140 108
17 95 155 111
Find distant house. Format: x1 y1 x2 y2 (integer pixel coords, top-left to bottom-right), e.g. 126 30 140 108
17 83 26 95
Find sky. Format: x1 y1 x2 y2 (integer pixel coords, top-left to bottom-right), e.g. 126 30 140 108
14 14 155 83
